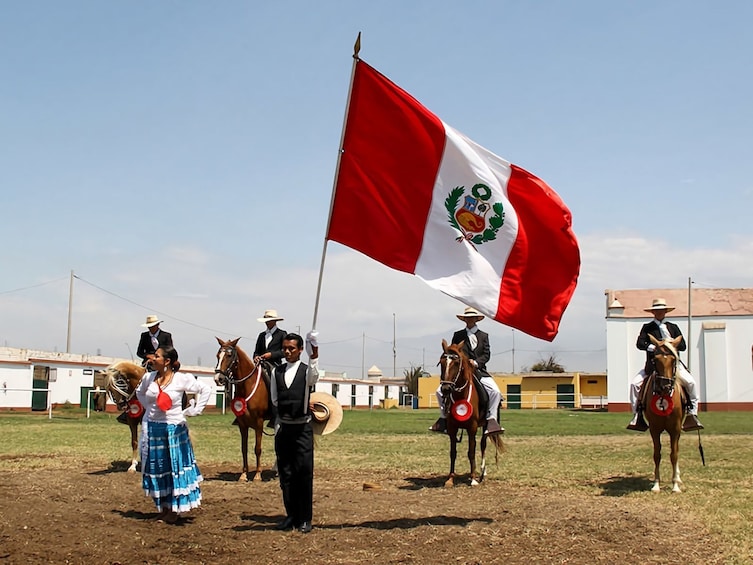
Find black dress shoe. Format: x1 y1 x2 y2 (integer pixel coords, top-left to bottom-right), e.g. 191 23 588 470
275 516 294 531
298 521 312 533
429 418 447 433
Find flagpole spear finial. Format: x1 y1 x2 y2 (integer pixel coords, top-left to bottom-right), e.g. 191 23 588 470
353 32 361 59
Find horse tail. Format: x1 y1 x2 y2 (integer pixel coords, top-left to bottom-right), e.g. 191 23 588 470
488 433 505 465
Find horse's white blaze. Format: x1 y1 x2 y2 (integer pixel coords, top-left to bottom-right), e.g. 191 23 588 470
215 350 226 372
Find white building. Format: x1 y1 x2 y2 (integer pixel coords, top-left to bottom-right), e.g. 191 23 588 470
0 348 408 412
606 288 753 412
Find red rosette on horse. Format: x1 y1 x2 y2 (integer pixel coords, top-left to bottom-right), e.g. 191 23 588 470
451 399 473 421
230 397 248 417
650 394 674 416
127 398 145 418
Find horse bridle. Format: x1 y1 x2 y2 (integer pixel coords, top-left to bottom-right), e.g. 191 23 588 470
215 345 256 384
652 342 678 395
107 372 136 410
439 352 470 394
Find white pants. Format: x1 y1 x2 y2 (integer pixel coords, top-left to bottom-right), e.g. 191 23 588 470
630 364 699 415
436 377 502 421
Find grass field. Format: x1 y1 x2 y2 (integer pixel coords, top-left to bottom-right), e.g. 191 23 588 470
2 408 753 562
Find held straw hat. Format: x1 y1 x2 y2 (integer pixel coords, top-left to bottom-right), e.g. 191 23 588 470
309 392 343 435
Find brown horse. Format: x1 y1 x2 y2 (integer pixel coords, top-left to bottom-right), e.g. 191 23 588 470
438 339 503 487
214 337 272 482
641 334 686 493
102 361 147 473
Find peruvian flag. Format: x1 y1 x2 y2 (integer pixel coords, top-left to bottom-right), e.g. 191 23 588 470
326 60 580 341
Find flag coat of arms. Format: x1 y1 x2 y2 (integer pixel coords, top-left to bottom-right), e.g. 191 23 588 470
326 59 580 341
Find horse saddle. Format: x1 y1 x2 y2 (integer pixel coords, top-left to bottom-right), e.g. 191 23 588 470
473 374 489 421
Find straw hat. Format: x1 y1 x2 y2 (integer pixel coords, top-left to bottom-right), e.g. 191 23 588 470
309 392 343 435
141 315 162 328
643 298 675 313
456 306 484 321
257 309 284 323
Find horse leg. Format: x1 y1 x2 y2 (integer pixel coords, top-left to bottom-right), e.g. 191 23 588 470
445 435 457 488
468 430 479 486
127 422 139 473
239 426 249 482
650 429 662 492
251 424 263 482
670 431 682 493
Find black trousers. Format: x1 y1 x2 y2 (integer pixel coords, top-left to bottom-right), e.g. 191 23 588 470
275 422 314 524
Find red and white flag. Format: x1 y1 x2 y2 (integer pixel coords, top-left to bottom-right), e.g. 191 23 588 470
326 60 580 341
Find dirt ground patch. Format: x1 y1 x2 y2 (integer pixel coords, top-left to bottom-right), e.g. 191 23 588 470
0 462 726 564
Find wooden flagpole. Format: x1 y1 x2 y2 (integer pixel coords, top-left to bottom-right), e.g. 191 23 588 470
311 32 361 330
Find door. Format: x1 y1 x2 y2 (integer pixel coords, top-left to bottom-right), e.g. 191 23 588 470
557 384 575 408
32 366 49 411
507 384 521 409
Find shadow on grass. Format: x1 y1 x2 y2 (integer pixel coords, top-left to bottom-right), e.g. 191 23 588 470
88 460 137 475
204 469 278 482
399 476 470 489
597 475 651 496
113 508 195 526
233 513 492 532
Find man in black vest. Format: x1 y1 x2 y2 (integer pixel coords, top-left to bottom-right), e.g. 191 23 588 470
136 315 173 369
627 298 703 432
271 331 319 533
253 309 286 367
430 307 503 435
253 309 286 430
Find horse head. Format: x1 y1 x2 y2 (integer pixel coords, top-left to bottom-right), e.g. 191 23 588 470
438 339 472 402
649 334 682 396
214 336 242 386
103 361 145 410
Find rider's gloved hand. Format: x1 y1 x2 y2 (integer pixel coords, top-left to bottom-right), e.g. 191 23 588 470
647 344 656 353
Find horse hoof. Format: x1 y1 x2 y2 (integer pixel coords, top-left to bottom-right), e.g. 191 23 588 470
470 479 479 486
238 473 248 482
672 486 682 493
444 479 454 488
127 467 137 474
252 473 262 482
651 485 660 493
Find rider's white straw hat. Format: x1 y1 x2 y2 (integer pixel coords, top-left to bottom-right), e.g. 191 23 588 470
257 309 284 323
456 306 485 321
141 315 162 328
644 298 675 313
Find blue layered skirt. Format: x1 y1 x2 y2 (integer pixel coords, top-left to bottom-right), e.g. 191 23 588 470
141 421 203 513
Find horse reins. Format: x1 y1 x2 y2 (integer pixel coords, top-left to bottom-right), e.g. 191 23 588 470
652 342 679 392
217 345 264 399
439 352 472 401
108 373 137 409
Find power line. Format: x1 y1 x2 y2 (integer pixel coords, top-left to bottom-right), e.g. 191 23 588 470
73 274 252 340
0 276 68 295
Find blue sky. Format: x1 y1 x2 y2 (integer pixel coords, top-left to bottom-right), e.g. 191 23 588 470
2 1 752 376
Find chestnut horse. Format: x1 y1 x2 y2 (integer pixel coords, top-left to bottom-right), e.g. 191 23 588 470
438 339 503 487
214 337 273 482
641 334 686 493
102 361 147 473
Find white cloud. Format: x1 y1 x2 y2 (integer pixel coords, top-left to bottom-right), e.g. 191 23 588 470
2 233 752 376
